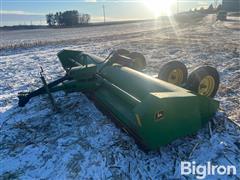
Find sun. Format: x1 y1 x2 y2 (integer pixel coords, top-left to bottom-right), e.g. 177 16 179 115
143 0 176 17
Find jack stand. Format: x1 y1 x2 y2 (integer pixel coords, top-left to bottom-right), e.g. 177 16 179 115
40 67 59 112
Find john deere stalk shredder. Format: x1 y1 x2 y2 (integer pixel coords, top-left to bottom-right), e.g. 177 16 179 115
18 49 220 150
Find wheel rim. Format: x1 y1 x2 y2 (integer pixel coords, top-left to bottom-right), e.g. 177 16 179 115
167 69 183 85
135 59 145 68
198 75 215 97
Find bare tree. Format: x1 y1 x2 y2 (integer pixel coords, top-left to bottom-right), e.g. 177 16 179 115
46 14 56 26
46 10 91 27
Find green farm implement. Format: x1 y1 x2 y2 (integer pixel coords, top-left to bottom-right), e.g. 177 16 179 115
18 49 220 150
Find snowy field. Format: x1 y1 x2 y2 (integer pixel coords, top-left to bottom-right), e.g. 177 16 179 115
0 15 240 179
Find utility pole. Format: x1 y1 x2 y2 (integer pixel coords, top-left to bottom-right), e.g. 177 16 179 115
177 0 179 14
102 5 106 23
214 0 219 8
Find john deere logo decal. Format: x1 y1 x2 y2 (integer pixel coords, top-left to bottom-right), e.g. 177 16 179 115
155 111 164 121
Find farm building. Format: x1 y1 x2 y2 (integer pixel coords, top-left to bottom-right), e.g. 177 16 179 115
222 0 240 12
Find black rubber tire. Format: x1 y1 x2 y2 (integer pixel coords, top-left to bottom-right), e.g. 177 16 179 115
116 49 130 56
187 66 220 97
158 61 188 86
129 52 147 70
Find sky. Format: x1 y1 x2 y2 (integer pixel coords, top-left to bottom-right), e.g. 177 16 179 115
0 0 218 26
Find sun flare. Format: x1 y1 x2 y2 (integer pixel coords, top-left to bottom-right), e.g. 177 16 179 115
143 0 176 17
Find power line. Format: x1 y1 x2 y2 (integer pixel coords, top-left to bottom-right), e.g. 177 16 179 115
102 5 106 23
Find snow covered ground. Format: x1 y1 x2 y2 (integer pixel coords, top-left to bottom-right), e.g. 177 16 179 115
0 15 239 179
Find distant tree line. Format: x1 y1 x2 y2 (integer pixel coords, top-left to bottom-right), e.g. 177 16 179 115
46 10 90 27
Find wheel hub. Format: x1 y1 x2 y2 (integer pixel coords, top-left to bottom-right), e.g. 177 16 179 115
167 69 183 85
198 75 215 97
